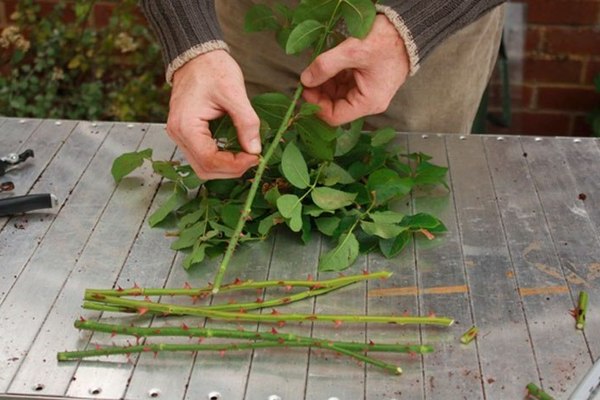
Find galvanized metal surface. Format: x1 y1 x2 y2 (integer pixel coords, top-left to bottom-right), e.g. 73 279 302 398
1 119 599 400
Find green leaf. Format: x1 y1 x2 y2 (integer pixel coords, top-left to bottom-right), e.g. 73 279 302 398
315 216 341 236
221 203 244 229
177 207 205 229
360 220 407 239
148 184 187 227
286 19 325 54
299 102 321 117
296 115 337 161
152 161 180 181
258 212 283 236
369 210 405 224
252 93 292 128
182 243 209 270
281 141 310 189
340 0 376 38
320 162 355 186
371 127 396 147
303 204 334 217
311 187 356 210
209 220 236 237
264 186 282 206
414 161 449 188
245 4 280 32
111 148 152 182
366 168 414 205
379 231 411 258
319 232 360 271
293 0 339 24
401 213 447 232
276 194 303 232
296 114 337 141
335 119 364 157
301 214 312 244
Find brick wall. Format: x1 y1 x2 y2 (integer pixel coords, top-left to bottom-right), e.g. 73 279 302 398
487 0 600 136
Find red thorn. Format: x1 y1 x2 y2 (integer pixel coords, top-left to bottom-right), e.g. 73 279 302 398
144 296 152 302
282 297 291 304
278 338 285 344
402 310 410 317
310 284 323 290
305 315 317 321
255 298 264 304
277 321 286 327
191 296 200 304
238 308 247 314
409 351 418 360
271 309 280 316
428 311 437 318
334 320 343 328
79 316 87 322
284 285 293 292
182 323 189 331
198 337 204 344
133 282 140 289
219 350 226 357
362 269 370 275
183 281 192 289
95 344 102 350
307 274 314 281
143 346 151 352
271 327 278 334
111 331 117 338
369 340 375 346
154 329 161 334
137 307 149 316
116 285 124 292
233 278 243 285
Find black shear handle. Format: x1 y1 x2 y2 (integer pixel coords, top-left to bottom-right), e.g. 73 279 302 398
0 194 56 217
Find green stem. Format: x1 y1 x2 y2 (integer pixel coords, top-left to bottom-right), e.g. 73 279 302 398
57 340 401 374
212 84 305 293
526 383 555 400
74 320 433 354
85 271 392 298
83 294 455 326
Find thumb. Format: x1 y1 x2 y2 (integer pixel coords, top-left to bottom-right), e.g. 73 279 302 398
224 96 262 155
301 41 354 87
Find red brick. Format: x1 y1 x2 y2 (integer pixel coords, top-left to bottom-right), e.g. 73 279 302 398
523 57 583 84
585 60 600 85
485 111 572 136
524 0 600 26
572 115 596 136
488 84 535 109
538 86 600 111
526 27 544 52
546 27 600 56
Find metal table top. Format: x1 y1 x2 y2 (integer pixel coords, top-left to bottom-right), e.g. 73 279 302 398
1 117 599 400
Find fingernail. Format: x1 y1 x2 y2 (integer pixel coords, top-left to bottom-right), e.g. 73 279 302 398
301 70 313 85
248 138 262 154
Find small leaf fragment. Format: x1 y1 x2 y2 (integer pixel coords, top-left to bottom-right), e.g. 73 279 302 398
111 148 152 183
319 232 360 272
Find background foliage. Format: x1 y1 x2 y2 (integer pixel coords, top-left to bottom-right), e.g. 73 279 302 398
0 0 168 121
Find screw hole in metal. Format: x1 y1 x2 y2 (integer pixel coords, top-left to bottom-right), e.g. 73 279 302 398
496 136 505 141
573 138 582 143
208 391 222 400
459 135 467 140
148 388 161 398
89 387 102 395
33 384 45 392
421 134 429 139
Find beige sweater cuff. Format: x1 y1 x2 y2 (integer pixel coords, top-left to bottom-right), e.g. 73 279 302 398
375 4 420 76
166 40 230 85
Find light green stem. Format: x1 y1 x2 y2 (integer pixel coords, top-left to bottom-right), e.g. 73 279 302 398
74 320 433 354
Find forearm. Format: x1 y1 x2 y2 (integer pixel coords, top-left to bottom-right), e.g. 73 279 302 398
139 0 228 83
378 0 507 74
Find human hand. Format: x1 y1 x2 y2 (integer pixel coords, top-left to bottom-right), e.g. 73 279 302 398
300 15 410 126
168 50 261 180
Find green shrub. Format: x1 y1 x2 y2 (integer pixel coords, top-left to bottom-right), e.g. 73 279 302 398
589 74 600 137
0 0 168 122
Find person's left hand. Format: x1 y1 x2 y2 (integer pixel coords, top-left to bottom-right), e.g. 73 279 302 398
300 15 410 126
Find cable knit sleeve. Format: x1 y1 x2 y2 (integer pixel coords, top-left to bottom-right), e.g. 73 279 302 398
139 0 228 84
377 0 507 75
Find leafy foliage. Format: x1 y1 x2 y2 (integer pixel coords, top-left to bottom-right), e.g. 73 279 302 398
0 0 168 121
588 74 600 137
111 0 450 272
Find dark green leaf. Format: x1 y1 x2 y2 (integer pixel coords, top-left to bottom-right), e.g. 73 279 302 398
286 19 324 54
371 127 396 147
299 102 321 116
281 141 310 189
400 213 447 232
277 194 303 232
379 231 411 258
360 220 407 239
252 93 292 128
340 0 376 38
303 204 334 217
296 115 337 160
111 148 152 182
296 114 337 141
182 243 209 270
177 207 205 230
315 216 341 236
209 220 236 237
367 168 414 205
319 232 360 271
293 0 339 24
148 184 187 227
311 187 356 210
301 214 312 244
335 119 363 156
415 161 449 188
264 186 282 206
369 210 405 224
152 160 180 181
320 162 355 186
258 212 283 236
245 4 280 32
221 203 244 229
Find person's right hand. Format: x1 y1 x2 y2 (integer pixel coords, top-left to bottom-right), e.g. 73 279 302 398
168 50 261 180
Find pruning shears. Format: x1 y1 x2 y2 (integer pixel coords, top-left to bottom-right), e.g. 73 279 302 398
0 149 58 217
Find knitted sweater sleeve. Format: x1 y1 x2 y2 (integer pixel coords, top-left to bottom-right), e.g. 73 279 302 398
139 0 506 83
